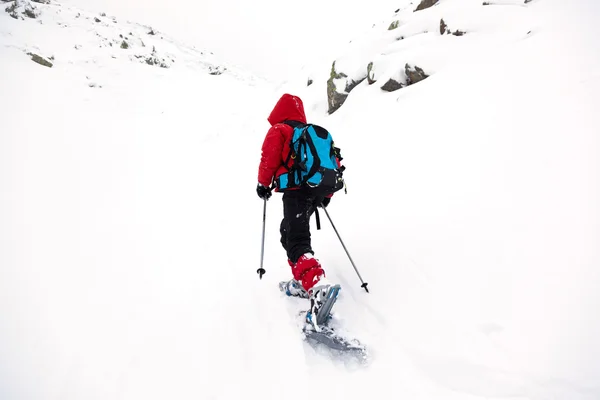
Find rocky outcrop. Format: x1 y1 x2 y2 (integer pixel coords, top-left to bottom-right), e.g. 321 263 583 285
414 0 439 12
28 52 53 67
326 61 367 114
440 18 448 34
440 18 466 36
327 62 348 114
367 62 376 85
405 64 428 85
5 0 40 19
345 76 365 93
381 78 404 92
388 20 399 30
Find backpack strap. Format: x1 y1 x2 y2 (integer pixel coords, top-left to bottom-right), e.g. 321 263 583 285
280 121 309 187
281 120 307 170
283 120 305 129
299 130 321 184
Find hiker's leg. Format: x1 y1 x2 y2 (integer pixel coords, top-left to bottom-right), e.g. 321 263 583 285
282 191 313 263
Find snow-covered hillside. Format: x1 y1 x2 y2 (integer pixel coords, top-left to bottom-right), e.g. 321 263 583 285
2 0 599 399
0 0 251 83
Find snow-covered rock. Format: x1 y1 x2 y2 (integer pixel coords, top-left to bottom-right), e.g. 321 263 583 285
1 0 237 80
4 0 40 20
318 0 534 114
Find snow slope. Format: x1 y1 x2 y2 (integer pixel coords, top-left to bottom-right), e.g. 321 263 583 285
60 0 405 80
1 0 599 399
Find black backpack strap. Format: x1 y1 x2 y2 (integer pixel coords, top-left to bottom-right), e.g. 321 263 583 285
283 120 306 129
281 120 307 172
300 131 321 184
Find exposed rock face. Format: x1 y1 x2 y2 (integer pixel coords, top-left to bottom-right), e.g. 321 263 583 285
5 0 40 19
440 18 448 34
405 64 429 85
367 62 376 85
440 18 466 36
345 76 365 93
327 62 349 114
414 0 439 12
388 20 399 30
381 78 404 92
326 61 367 114
28 53 53 67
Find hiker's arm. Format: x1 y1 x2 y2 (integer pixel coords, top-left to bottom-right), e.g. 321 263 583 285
258 125 285 187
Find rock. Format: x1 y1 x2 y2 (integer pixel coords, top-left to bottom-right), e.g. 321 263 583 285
94 17 101 23
326 61 349 114
28 52 53 67
23 3 39 18
307 78 313 87
345 76 365 93
367 62 376 84
388 20 399 30
31 0 50 3
208 65 225 75
5 1 19 19
380 78 404 92
6 0 40 19
440 18 448 34
441 18 466 36
120 40 129 49
414 0 439 12
405 64 429 85
524 0 533 3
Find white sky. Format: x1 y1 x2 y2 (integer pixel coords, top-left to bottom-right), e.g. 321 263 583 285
61 0 406 81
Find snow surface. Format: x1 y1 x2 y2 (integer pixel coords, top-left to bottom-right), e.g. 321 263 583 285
1 0 599 399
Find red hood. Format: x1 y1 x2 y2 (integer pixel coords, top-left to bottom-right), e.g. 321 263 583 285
267 94 307 126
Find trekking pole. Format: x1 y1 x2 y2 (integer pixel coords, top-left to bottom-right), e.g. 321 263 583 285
257 198 267 279
322 207 369 293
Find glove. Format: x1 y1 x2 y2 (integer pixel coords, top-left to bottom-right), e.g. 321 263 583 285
256 184 272 200
319 197 331 208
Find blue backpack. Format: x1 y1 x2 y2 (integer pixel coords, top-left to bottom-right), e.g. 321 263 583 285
275 121 345 194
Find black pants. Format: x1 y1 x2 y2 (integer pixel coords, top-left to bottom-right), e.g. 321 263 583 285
280 189 325 263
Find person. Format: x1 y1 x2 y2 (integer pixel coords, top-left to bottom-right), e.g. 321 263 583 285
256 93 340 328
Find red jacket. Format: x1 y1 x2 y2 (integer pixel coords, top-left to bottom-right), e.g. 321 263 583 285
258 94 307 188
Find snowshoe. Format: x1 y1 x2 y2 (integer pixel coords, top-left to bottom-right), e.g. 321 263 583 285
279 279 309 299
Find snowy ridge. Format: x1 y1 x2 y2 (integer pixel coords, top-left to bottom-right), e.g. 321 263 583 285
1 0 253 84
